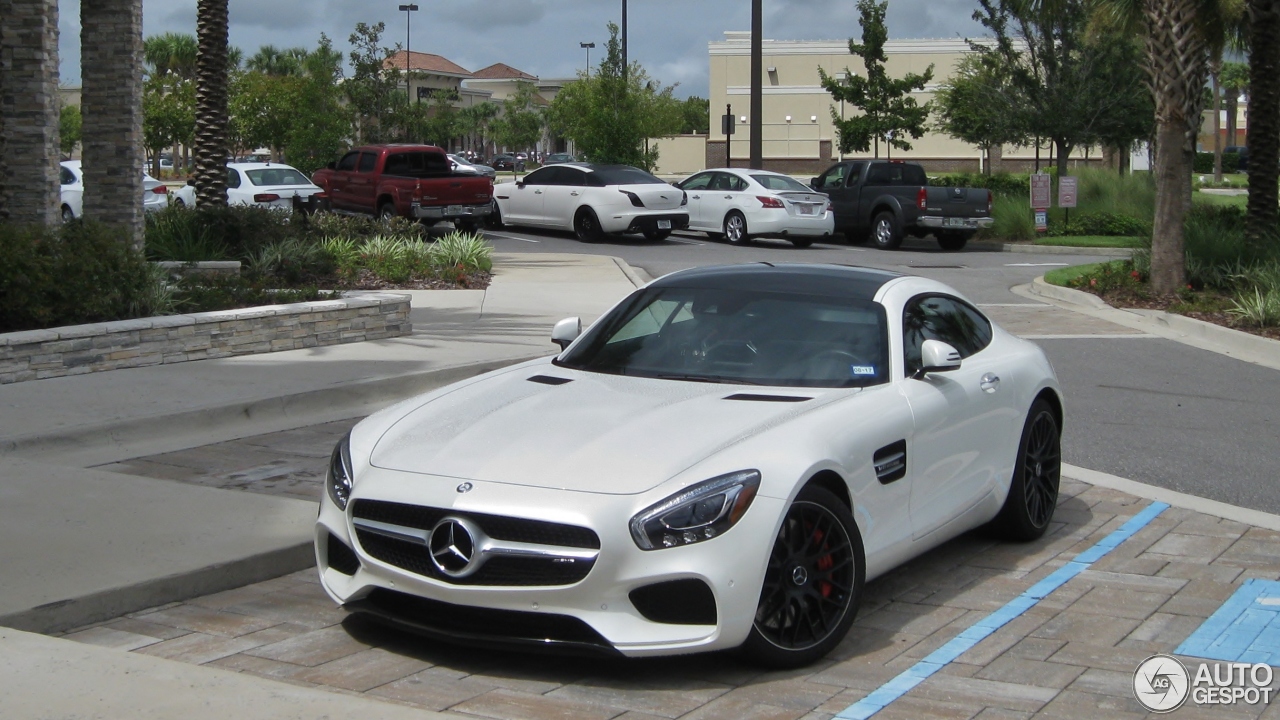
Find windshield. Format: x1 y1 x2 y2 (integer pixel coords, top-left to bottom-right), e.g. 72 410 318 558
751 174 812 193
245 168 311 186
557 286 889 388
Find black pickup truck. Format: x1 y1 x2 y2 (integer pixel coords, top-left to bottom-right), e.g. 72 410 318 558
809 160 993 250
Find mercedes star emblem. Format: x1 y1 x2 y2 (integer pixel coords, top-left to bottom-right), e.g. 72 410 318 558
428 517 480 577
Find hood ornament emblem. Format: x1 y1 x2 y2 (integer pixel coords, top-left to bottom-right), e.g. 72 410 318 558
456 482 473 493
429 517 482 577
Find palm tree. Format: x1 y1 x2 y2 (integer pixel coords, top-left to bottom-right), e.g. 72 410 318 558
1209 1 1247 183
246 45 309 77
1245 0 1278 245
1221 61 1248 148
193 0 229 207
143 32 198 81
1095 0 1230 294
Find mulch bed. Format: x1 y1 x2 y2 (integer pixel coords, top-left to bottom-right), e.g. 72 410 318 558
337 270 493 291
1087 287 1280 341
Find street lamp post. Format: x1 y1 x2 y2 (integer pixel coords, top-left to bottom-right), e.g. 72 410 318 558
621 0 627 75
580 42 595 74
398 3 419 105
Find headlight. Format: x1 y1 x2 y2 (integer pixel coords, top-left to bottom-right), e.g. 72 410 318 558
327 432 354 510
629 470 760 550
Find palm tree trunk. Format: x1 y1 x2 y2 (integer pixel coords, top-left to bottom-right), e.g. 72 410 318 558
193 0 228 208
0 0 61 225
1246 0 1279 245
1224 89 1238 146
1211 60 1223 183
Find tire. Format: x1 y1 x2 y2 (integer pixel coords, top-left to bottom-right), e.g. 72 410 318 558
642 229 672 241
484 203 504 229
841 229 868 245
61 205 75 223
990 399 1062 541
936 232 970 251
173 196 186 208
871 211 902 250
740 484 865 669
574 207 604 243
455 219 479 235
789 238 814 248
724 211 750 245
377 202 397 221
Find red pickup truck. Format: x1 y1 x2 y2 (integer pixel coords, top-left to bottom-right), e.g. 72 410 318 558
312 144 494 231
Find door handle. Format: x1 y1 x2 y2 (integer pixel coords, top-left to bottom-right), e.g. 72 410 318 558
570 191 579 196
691 194 701 199
534 189 543 194
724 195 733 199
980 373 1000 393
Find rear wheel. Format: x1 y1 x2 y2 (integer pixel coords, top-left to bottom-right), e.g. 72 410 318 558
484 203 504 229
871 212 902 250
574 207 604 243
937 232 970 251
455 219 479 235
789 238 814 248
990 399 1061 541
377 202 397 221
741 485 864 668
61 205 75 223
724 211 750 245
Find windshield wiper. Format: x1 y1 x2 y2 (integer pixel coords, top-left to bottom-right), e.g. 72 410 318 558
655 374 762 386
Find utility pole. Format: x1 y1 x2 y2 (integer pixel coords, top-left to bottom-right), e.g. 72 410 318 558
398 4 418 105
621 0 628 75
580 41 595 74
750 0 763 169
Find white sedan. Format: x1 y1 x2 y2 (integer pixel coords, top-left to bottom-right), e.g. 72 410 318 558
448 154 497 178
59 161 170 221
676 168 835 247
226 162 324 209
314 264 1064 667
488 163 689 242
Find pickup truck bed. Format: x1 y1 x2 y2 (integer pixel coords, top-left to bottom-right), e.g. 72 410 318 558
312 144 493 230
810 160 992 250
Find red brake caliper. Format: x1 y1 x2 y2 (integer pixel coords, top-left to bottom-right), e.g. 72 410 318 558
812 526 834 598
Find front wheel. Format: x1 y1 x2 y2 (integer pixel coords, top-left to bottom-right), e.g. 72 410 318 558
61 205 75 223
724 211 750 245
574 207 604 243
740 484 864 668
989 399 1061 541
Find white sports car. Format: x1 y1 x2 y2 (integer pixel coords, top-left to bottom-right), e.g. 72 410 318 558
315 264 1063 667
488 163 689 242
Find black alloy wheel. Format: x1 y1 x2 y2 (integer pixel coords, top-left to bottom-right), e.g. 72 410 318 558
990 399 1061 541
455 219 479 235
574 208 603 243
742 485 864 668
484 203 504 229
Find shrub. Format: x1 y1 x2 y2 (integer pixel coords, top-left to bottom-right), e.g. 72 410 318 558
243 237 336 285
1 221 172 332
929 172 1028 197
1193 152 1241 174
145 205 228 261
429 231 493 273
170 274 338 314
1228 288 1280 327
1051 212 1151 238
982 194 1036 241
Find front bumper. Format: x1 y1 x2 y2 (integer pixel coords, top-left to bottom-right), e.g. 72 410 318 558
917 215 994 230
412 202 493 220
315 469 782 657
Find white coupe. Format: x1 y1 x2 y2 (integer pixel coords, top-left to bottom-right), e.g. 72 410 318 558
315 264 1063 667
488 163 689 242
675 168 836 248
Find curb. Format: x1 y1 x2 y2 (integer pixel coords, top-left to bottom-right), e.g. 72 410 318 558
0 542 316 635
1025 276 1280 371
966 241 1133 256
3 355 544 468
609 256 652 288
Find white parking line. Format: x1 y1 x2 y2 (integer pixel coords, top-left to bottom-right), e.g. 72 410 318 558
665 237 705 246
482 232 540 243
1020 333 1155 339
1005 262 1071 267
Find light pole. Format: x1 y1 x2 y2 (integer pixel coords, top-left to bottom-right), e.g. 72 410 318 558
580 42 595 74
398 4 419 105
749 0 762 169
621 0 627 75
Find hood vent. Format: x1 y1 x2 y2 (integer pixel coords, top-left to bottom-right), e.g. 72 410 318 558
873 440 907 484
527 375 573 386
723 393 811 403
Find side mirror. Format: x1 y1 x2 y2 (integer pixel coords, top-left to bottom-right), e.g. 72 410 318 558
186 178 195 186
810 178 820 189
552 317 581 350
914 339 962 378
516 181 526 189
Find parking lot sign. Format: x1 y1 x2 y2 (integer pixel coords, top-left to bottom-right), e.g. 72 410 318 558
1030 173 1052 210
1058 176 1078 208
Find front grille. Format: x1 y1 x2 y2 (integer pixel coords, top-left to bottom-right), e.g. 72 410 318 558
350 588 618 655
326 533 360 576
629 579 718 625
350 499 599 586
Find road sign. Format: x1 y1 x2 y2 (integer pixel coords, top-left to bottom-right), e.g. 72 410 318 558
722 113 735 136
1030 173 1051 210
1034 210 1048 232
1058 176 1078 208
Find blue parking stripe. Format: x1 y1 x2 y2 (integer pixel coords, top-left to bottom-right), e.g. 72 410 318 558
835 501 1168 720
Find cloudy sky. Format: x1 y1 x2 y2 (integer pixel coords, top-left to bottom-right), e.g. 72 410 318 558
57 0 986 98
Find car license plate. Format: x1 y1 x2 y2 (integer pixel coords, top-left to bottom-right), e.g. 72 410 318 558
945 217 969 227
446 205 463 216
657 220 671 230
798 204 815 216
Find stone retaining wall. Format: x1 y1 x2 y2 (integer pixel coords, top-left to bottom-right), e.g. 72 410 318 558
0 293 411 384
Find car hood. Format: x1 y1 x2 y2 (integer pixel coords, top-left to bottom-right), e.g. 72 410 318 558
369 367 839 495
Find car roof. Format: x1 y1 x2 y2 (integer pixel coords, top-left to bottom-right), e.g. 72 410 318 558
227 162 304 171
651 263 903 302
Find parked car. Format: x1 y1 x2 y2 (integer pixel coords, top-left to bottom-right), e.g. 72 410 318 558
675 168 834 248
811 160 993 250
169 181 196 208
448 154 497 178
58 161 170 221
544 153 576 165
1225 146 1248 173
488 163 689 242
315 262 1064 667
312 145 494 230
226 162 325 209
489 154 526 172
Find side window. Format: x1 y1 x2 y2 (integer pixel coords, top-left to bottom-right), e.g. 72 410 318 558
902 165 927 186
845 163 864 185
60 167 76 185
357 152 377 173
336 152 360 172
865 164 893 185
558 168 586 187
384 153 409 175
521 167 555 186
682 173 713 191
227 169 241 189
902 295 993 374
818 165 846 190
728 175 748 192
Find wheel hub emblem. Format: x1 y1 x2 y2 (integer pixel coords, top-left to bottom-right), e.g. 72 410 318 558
791 565 809 586
1034 462 1043 477
428 517 480 577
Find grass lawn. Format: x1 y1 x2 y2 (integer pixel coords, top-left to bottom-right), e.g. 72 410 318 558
1194 172 1249 188
1034 235 1145 248
1043 262 1120 287
1193 191 1247 209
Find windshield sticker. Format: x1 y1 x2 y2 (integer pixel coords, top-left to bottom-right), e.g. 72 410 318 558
850 365 876 376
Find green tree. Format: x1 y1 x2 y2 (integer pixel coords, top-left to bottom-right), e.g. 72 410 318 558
345 22 405 143
284 35 351 173
229 71 301 160
933 55 1026 174
491 82 546 158
458 102 499 155
143 32 198 81
59 104 82 157
246 45 309 77
547 23 681 170
1221 61 1248 150
680 96 710 134
819 0 934 156
143 75 195 175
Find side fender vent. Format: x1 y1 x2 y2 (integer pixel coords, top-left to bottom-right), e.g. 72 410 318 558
873 440 907 484
528 375 573 386
723 393 811 403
